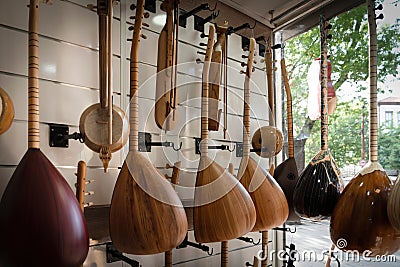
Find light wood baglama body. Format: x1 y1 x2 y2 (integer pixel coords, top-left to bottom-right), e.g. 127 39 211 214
109 0 187 255
0 1 88 266
331 0 400 255
237 39 288 231
194 25 256 243
155 0 178 131
273 59 300 223
0 86 14 135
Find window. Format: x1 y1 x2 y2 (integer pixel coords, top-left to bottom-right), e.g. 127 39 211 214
385 111 393 127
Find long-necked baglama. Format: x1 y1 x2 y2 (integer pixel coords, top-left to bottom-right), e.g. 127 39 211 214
237 38 288 232
331 0 400 255
0 1 88 266
193 24 256 243
293 16 343 221
109 0 187 254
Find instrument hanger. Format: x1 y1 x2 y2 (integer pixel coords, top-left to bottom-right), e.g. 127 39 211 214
193 24 256 243
109 0 187 254
0 1 88 265
273 58 301 223
0 86 14 135
155 0 179 131
237 37 288 232
331 0 400 255
79 0 129 172
293 16 343 221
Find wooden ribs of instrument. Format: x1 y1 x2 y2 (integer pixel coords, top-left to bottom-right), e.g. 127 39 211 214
388 175 400 232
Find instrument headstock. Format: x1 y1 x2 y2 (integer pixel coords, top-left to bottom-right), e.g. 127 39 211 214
203 25 215 65
245 38 256 78
96 0 109 16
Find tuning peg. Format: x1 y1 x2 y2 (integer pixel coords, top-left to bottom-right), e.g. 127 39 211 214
253 60 257 64
376 13 384 20
165 174 172 179
196 58 203 64
241 62 246 67
87 4 96 10
127 38 132 42
141 34 147 39
144 12 150 18
143 22 149 27
166 163 172 169
252 67 255 72
242 55 248 59
199 42 207 47
128 25 134 31
197 51 206 56
375 4 383 10
243 46 249 51
260 58 265 63
84 191 95 196
240 70 246 74
200 32 208 38
84 202 94 208
130 3 136 10
130 15 135 20
86 180 94 184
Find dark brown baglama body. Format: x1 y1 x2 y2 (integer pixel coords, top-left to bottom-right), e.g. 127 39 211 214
293 150 342 220
331 168 400 255
0 149 89 267
274 158 299 222
330 0 400 255
388 176 400 232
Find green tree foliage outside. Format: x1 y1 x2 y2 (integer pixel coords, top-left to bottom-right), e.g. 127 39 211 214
284 2 400 170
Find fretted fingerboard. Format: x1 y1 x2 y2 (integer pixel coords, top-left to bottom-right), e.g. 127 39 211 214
281 58 294 158
320 15 329 151
243 75 251 158
28 0 40 149
367 0 379 162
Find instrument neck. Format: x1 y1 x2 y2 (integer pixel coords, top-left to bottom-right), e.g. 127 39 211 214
320 16 329 151
265 51 275 123
201 69 210 157
28 0 40 149
243 76 251 157
367 0 378 162
281 59 295 158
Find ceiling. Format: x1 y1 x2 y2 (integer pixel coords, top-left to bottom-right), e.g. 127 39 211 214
180 0 364 42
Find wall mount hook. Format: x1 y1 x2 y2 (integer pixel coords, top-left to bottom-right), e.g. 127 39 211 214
273 226 297 234
106 243 140 266
237 236 261 245
49 123 84 148
194 10 220 32
195 138 235 155
179 3 210 28
138 132 182 152
176 234 213 255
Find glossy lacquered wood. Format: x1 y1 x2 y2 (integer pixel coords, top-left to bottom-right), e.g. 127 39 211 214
388 176 400 232
0 86 14 135
331 167 400 255
251 126 283 158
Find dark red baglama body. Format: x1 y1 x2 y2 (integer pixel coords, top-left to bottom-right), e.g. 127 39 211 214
0 149 89 266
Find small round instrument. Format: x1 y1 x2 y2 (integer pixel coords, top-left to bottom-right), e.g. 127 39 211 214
251 125 283 158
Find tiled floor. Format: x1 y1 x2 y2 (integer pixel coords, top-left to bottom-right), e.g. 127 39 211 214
286 220 400 267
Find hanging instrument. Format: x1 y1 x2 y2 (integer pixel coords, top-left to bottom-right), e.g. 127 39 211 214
251 45 283 158
109 0 187 254
79 0 129 172
273 58 300 223
193 24 256 243
0 1 89 266
237 37 288 232
293 16 343 220
388 174 400 231
0 86 14 135
331 0 400 255
208 24 228 133
155 0 179 131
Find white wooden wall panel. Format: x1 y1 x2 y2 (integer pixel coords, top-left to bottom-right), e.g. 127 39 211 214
0 0 278 266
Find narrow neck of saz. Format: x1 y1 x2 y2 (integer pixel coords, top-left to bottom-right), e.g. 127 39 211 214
367 0 379 162
320 15 329 151
281 58 294 158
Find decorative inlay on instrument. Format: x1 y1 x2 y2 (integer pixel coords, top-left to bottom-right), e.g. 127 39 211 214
273 58 300 223
330 0 400 255
194 24 256 243
79 0 129 172
155 0 179 131
109 0 187 254
0 1 89 266
0 86 14 135
237 38 288 232
293 16 343 220
251 45 283 158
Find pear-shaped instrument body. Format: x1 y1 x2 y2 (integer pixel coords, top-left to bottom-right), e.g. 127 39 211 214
293 150 342 220
0 149 89 267
331 164 400 255
194 156 256 243
388 177 400 232
238 156 288 231
274 158 300 223
110 151 188 254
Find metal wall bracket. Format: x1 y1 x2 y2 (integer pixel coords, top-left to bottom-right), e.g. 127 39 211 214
195 138 235 155
138 132 182 152
236 142 264 157
49 123 84 148
106 243 140 267
176 234 213 255
241 36 250 51
179 3 210 28
194 11 219 32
